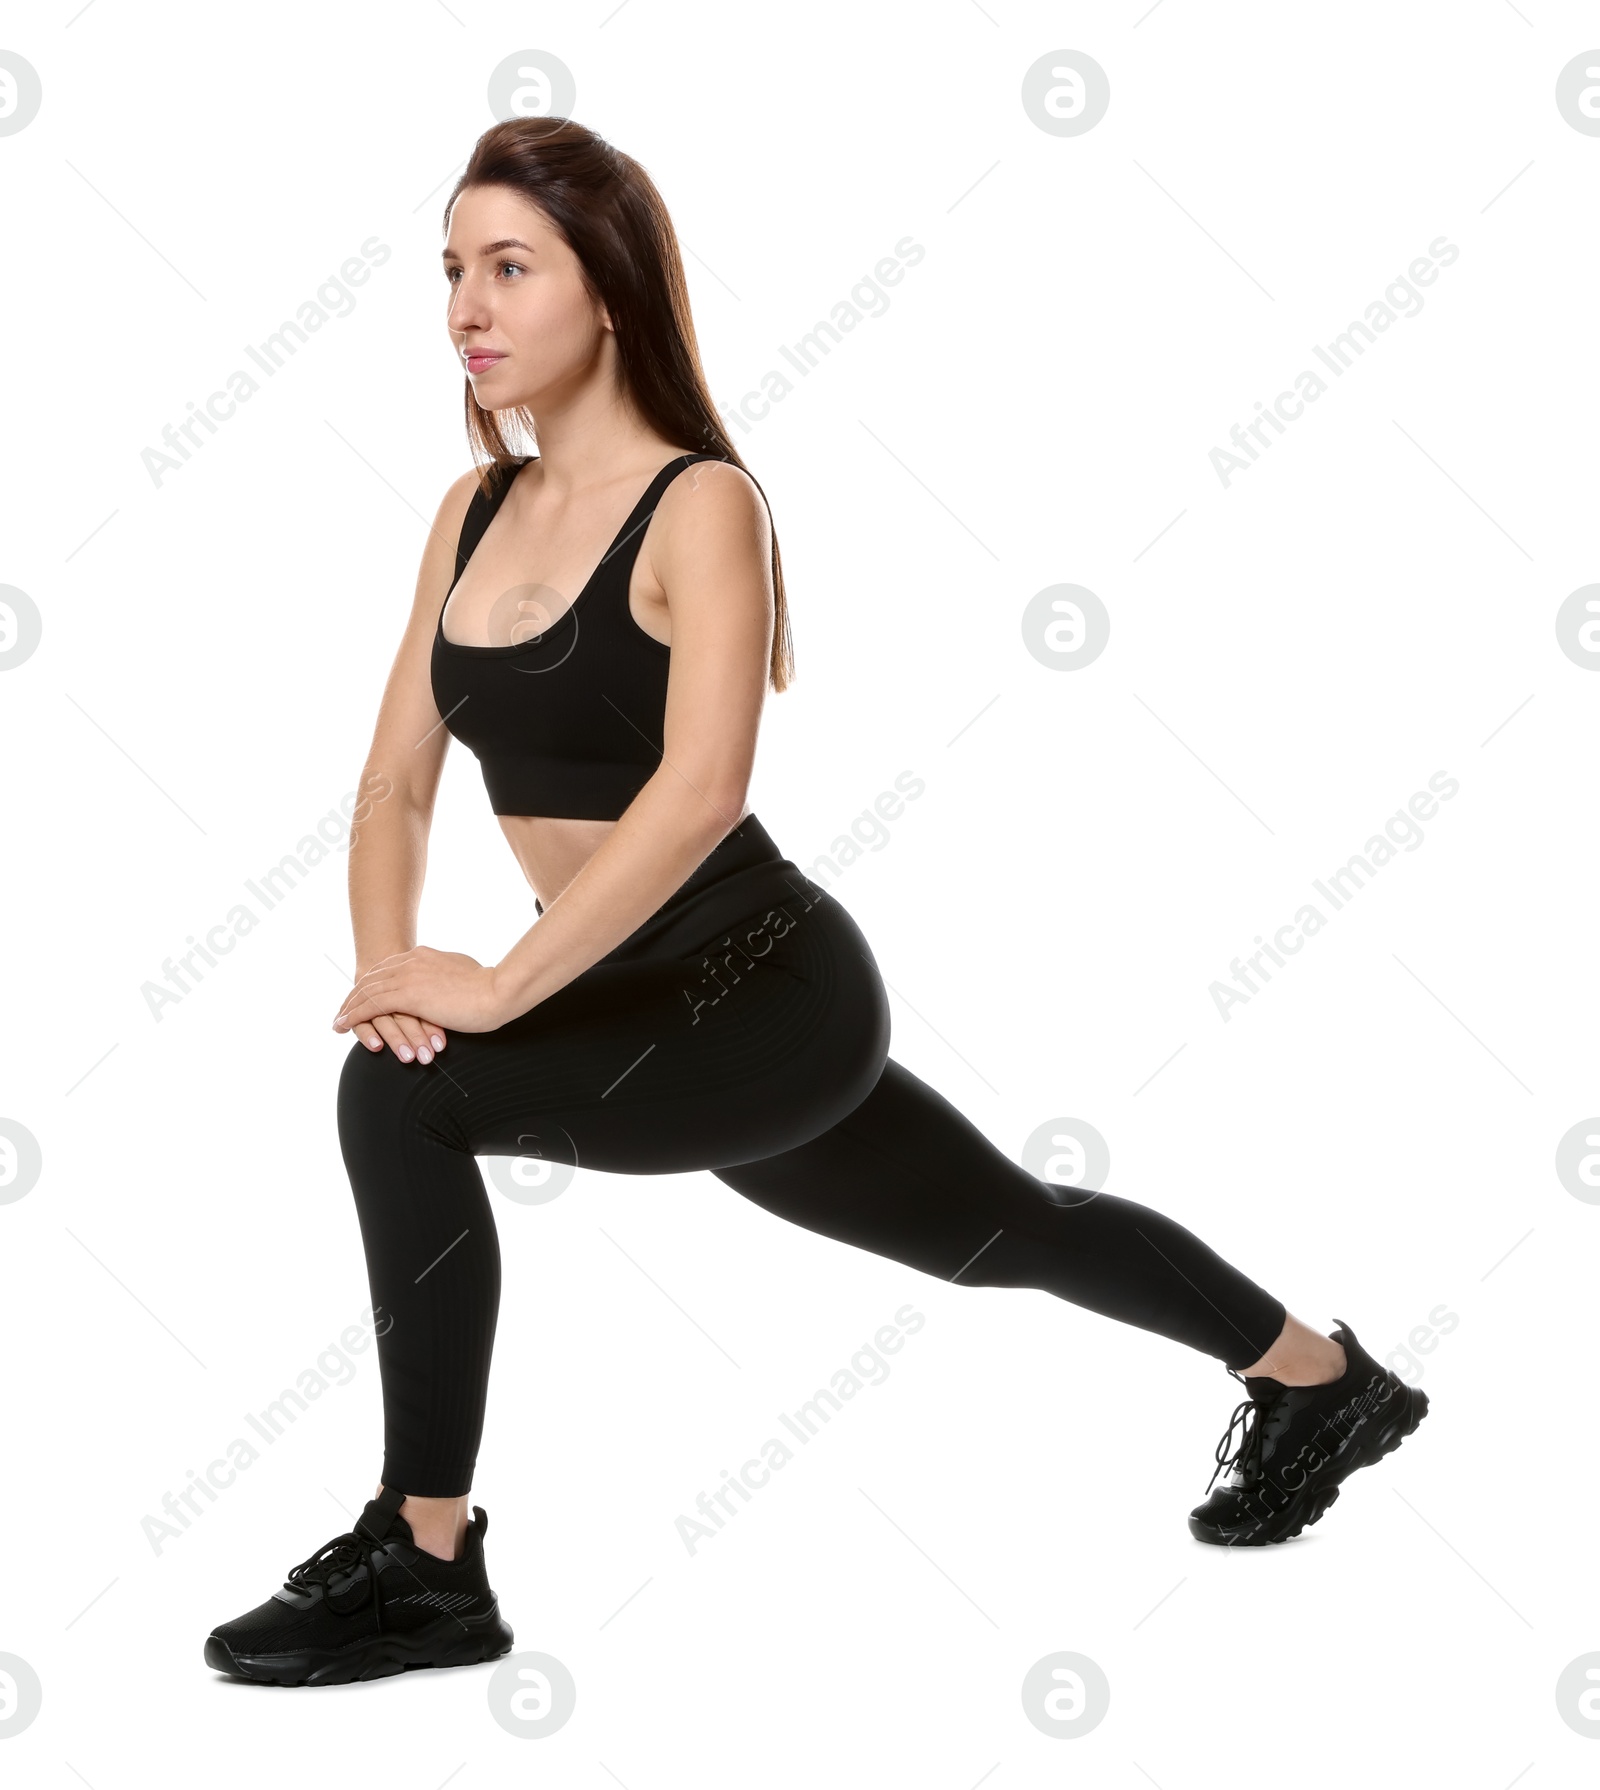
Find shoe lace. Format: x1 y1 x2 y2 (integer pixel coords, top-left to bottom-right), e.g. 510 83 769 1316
283 1521 392 1632
1205 1370 1270 1493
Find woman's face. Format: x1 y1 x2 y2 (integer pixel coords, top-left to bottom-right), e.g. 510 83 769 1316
442 183 608 410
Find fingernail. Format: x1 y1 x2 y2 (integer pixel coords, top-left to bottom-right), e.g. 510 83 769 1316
431 1035 445 1051
397 1046 413 1062
418 1047 432 1064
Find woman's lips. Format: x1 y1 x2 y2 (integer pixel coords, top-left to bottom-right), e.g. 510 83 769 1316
466 353 505 374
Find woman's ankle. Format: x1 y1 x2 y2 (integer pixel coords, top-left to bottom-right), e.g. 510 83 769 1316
376 1484 469 1562
1235 1313 1347 1386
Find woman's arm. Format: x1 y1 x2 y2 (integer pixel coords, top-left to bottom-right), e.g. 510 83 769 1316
333 459 775 1036
342 466 482 1058
491 460 774 1018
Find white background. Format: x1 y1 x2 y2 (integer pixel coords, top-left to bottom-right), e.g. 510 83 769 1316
1 1 1594 1782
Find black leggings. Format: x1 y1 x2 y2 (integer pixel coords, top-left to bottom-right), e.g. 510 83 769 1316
337 815 1288 1496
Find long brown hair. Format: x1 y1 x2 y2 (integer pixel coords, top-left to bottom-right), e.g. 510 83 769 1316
443 117 795 692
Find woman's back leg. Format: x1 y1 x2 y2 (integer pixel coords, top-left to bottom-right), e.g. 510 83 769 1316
712 1056 1287 1370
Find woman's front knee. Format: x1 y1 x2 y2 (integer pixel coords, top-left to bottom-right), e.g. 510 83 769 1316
338 1036 478 1161
338 1036 434 1139
339 1035 402 1099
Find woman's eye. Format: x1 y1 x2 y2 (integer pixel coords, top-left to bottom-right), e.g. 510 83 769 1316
446 261 523 285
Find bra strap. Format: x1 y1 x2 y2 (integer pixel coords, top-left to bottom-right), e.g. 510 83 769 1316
452 457 531 589
612 451 729 561
641 451 726 511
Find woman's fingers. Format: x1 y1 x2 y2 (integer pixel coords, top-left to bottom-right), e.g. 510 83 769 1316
376 1014 420 1059
350 1012 449 1063
335 987 387 1033
390 1013 436 1063
332 973 382 1031
360 1014 402 1055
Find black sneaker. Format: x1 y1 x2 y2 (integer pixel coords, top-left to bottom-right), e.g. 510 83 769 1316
204 1485 514 1685
1188 1318 1429 1546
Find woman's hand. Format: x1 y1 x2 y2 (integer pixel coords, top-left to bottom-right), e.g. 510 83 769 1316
346 1005 449 1064
334 947 506 1042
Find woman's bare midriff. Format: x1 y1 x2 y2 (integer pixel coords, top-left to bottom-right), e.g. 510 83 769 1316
498 814 618 909
496 804 752 913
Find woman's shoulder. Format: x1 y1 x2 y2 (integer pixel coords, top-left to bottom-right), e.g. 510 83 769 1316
648 454 772 593
657 453 768 534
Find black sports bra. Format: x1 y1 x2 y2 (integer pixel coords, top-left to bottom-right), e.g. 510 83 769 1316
431 451 725 819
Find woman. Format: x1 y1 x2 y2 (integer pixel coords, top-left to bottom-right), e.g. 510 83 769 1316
203 118 1429 1688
